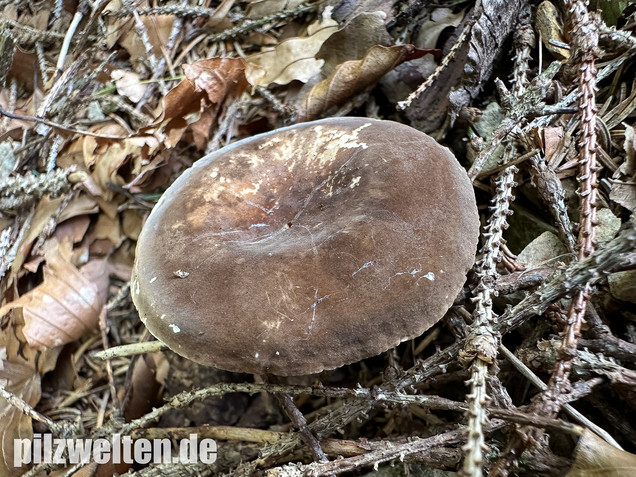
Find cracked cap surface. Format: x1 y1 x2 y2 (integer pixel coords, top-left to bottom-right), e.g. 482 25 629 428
131 117 479 375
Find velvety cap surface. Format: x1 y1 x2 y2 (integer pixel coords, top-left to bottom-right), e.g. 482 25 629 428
131 117 479 375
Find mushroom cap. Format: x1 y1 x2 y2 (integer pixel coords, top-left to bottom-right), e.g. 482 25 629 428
131 117 479 376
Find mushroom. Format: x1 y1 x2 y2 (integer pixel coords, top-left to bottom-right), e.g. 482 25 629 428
131 117 479 376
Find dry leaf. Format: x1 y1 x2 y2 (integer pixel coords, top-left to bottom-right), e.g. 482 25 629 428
610 124 636 212
206 0 236 26
0 348 40 477
123 353 166 421
6 46 39 91
107 0 175 65
0 239 109 350
567 429 636 476
58 194 99 222
316 12 392 74
543 126 565 163
90 212 123 249
245 14 339 87
152 58 249 148
414 7 465 49
0 313 60 476
536 1 570 61
121 209 144 240
111 69 147 103
332 0 396 23
299 44 432 120
75 124 160 199
8 195 65 281
53 216 91 245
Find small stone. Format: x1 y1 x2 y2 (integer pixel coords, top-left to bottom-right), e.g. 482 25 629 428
596 208 621 244
518 231 569 268
608 270 636 304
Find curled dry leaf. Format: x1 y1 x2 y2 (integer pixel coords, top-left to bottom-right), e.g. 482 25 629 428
105 0 175 65
0 239 109 350
245 14 339 87
566 429 636 476
299 44 434 120
536 1 570 61
206 0 236 26
111 69 148 104
151 58 249 149
316 11 393 73
62 123 161 200
0 349 41 477
0 311 60 476
6 195 65 283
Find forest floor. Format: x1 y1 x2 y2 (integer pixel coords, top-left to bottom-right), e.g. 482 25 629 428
1 0 636 476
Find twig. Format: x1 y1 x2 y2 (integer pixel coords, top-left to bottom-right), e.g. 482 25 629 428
304 422 506 477
461 166 518 477
0 105 130 139
459 10 532 473
134 0 186 110
466 61 562 181
54 8 84 79
0 18 98 44
542 0 602 419
126 2 160 72
0 384 66 435
527 152 577 253
99 308 121 413
93 340 166 360
0 168 72 210
476 148 539 179
498 344 621 449
206 2 319 44
397 2 479 110
275 392 329 463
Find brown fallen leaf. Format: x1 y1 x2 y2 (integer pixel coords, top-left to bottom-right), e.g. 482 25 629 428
69 123 160 200
0 239 109 350
536 1 570 61
106 0 175 65
543 126 565 163
151 58 249 149
298 44 434 121
205 0 236 26
245 14 339 87
567 429 636 476
316 11 393 73
111 69 148 104
0 348 40 477
0 312 60 476
7 195 65 283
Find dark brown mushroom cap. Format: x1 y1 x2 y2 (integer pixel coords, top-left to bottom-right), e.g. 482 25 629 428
131 117 479 375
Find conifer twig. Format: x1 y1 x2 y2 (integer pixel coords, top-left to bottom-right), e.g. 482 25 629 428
459 8 532 475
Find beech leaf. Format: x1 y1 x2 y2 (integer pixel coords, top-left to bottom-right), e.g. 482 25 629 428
567 429 636 476
299 44 434 120
152 58 249 148
245 14 339 87
0 349 40 477
0 239 109 350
